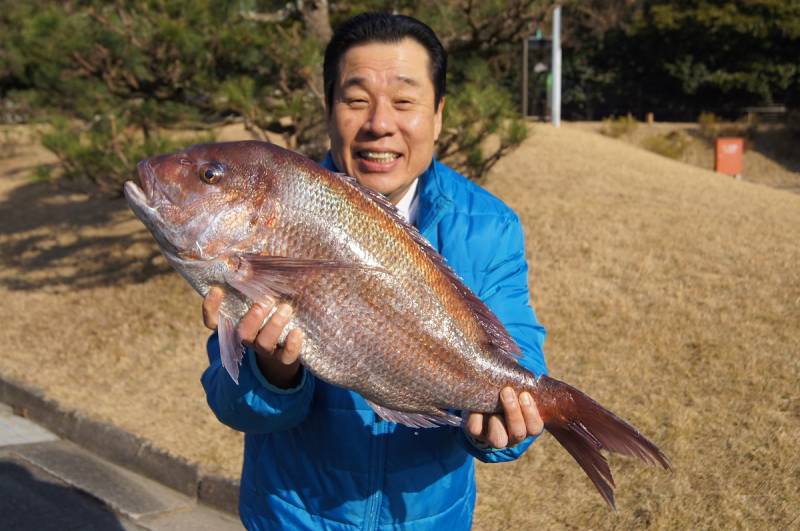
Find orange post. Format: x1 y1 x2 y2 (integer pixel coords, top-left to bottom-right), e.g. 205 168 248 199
715 138 744 177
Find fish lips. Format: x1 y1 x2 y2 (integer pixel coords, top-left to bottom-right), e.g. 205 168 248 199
123 179 154 222
125 159 159 206
124 161 182 258
124 160 160 221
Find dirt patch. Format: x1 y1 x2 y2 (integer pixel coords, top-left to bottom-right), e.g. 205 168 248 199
1 124 798 528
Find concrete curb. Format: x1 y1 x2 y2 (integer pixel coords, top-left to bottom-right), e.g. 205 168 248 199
0 375 240 515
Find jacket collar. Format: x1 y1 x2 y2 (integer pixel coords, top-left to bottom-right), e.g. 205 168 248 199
319 153 454 237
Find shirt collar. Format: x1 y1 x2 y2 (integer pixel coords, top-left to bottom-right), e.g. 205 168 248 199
394 178 420 225
319 152 448 230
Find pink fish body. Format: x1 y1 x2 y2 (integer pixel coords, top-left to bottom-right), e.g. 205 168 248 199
124 141 669 508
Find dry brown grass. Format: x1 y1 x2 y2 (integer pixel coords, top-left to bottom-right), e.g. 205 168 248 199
576 120 800 194
1 123 798 529
477 124 800 529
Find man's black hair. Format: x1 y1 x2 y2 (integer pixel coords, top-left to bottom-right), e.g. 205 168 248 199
323 12 447 113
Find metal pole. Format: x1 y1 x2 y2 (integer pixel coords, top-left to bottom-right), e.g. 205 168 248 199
552 5 562 128
522 37 529 117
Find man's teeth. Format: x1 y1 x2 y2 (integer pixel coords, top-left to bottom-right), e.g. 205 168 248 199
360 151 400 162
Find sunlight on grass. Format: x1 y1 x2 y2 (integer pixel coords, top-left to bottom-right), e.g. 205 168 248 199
0 123 797 528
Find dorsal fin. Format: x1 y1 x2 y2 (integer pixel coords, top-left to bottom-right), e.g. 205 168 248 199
333 172 521 361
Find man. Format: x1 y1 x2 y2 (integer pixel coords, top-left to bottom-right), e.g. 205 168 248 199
201 12 547 530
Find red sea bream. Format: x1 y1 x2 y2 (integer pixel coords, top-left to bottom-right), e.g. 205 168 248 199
124 141 669 508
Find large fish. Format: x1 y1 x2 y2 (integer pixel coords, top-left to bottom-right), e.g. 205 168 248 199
124 141 669 508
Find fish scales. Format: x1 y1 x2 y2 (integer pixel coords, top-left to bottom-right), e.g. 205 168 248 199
273 162 512 412
125 140 670 508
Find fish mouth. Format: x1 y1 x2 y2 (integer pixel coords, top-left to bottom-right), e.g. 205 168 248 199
136 158 178 205
124 159 162 208
123 179 157 221
124 162 183 258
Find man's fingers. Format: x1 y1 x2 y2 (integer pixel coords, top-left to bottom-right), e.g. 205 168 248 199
486 414 508 449
465 412 485 439
236 303 270 345
519 391 544 436
276 329 304 365
500 387 527 445
254 304 293 355
202 287 224 330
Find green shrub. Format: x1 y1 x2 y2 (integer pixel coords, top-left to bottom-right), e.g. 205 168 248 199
698 112 720 140
40 115 212 196
601 114 638 138
437 60 528 180
642 131 690 160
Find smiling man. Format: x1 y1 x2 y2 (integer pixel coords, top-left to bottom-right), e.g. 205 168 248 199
326 35 441 205
201 12 547 530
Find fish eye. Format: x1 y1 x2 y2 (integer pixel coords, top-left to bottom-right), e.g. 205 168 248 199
199 162 225 184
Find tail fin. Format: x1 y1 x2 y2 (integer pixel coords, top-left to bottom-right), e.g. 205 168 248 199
534 375 671 509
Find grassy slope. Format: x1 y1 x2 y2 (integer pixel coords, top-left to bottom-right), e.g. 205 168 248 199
476 124 799 529
574 120 800 193
0 124 798 528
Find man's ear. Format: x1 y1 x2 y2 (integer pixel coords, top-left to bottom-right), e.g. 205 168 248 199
433 96 445 141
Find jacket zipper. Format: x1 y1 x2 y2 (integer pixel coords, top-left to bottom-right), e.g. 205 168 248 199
363 415 388 531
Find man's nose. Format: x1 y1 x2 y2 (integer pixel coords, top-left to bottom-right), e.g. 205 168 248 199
365 99 397 136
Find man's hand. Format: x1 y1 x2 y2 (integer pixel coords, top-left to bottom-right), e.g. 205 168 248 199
203 287 303 389
465 387 544 449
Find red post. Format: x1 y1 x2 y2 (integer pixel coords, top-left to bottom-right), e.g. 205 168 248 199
715 138 744 177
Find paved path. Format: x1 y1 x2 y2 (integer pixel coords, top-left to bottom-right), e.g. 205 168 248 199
0 402 243 530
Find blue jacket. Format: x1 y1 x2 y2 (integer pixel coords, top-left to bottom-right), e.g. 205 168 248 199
202 157 547 530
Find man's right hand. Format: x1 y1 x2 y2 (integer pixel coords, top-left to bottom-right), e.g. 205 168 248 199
203 287 304 389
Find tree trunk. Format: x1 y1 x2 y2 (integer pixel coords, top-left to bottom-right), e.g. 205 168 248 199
298 0 332 111
300 0 332 44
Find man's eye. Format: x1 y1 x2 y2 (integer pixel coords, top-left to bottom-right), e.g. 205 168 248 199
348 99 368 108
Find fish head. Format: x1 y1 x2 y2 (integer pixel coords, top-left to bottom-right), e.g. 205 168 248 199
124 141 280 262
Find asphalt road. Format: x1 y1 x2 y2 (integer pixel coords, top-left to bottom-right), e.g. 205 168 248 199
0 403 242 530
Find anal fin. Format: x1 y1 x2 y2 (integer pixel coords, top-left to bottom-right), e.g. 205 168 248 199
365 400 462 429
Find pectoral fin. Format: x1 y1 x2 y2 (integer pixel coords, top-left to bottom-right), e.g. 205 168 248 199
365 399 463 429
217 310 244 384
225 254 386 305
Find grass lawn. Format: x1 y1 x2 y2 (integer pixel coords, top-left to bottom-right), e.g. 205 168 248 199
1 123 798 529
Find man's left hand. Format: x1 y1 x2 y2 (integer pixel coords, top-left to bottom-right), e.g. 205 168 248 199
465 387 544 449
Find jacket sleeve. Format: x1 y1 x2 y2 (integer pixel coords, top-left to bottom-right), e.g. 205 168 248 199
201 332 315 433
460 214 548 463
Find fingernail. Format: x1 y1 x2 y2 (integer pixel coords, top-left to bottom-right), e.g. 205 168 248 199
519 392 531 406
277 304 292 318
502 388 515 402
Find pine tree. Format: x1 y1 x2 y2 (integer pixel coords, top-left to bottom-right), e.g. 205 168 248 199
1 1 550 193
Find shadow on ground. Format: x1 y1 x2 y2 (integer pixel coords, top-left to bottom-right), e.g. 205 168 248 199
0 178 171 292
747 125 800 174
0 457 127 530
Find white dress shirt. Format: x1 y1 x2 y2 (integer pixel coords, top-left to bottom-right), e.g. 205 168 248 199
394 178 420 226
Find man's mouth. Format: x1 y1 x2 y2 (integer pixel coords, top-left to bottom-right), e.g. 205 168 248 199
357 150 401 163
355 150 402 173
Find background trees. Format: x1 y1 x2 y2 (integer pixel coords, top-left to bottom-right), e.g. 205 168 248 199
0 0 549 193
1 1 798 193
560 0 800 120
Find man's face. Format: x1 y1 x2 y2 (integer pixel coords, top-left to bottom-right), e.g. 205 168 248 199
327 38 444 205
